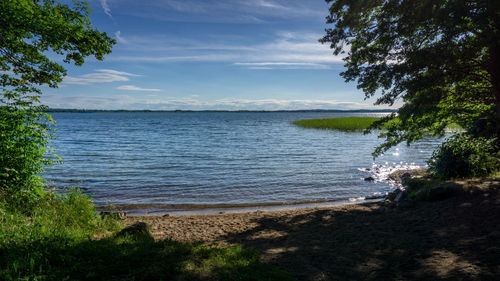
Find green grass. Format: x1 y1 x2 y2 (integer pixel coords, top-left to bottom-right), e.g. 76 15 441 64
292 117 382 131
293 117 465 133
0 191 293 281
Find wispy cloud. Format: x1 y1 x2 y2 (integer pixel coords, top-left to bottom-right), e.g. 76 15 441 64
163 0 208 13
41 94 382 111
117 0 325 24
110 31 343 66
234 62 331 70
253 0 283 9
100 0 112 18
97 69 140 77
117 85 161 92
115 31 127 44
63 69 139 85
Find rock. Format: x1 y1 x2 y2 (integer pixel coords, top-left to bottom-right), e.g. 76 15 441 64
386 188 410 202
400 173 412 186
100 211 126 219
386 189 401 201
388 168 427 184
365 194 386 200
117 222 151 237
364 176 375 181
394 190 406 202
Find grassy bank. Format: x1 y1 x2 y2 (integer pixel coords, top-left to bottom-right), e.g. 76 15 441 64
0 191 292 281
292 117 381 131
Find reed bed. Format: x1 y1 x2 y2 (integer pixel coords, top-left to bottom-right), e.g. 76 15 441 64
293 117 381 131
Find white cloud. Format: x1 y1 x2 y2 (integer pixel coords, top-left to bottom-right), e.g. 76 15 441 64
234 62 331 70
111 54 239 62
96 69 140 77
115 31 127 44
117 85 161 92
100 0 112 18
41 94 386 111
110 31 344 65
133 0 325 23
253 0 284 9
63 69 139 85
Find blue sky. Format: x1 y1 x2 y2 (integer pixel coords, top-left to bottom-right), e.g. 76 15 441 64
42 0 392 110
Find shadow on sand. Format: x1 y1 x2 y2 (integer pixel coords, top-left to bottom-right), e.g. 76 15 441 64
222 181 499 281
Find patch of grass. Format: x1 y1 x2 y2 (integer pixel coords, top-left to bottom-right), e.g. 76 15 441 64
292 117 382 132
0 191 293 281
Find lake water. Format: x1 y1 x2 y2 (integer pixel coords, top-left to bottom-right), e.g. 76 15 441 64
45 112 441 214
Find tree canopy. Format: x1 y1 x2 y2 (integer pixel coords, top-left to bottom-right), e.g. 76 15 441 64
0 0 115 200
321 0 500 163
1 0 114 100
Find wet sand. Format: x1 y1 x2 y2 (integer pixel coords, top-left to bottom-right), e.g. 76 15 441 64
125 179 499 281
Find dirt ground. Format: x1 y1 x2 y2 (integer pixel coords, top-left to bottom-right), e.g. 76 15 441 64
125 179 500 281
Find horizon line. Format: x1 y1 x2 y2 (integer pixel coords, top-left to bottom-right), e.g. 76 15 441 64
45 108 397 113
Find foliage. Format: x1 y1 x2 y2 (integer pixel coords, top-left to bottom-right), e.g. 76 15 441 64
0 191 292 281
0 0 115 199
0 106 57 204
321 0 500 167
428 134 500 179
293 117 381 131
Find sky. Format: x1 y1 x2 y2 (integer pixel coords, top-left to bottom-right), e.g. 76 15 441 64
41 0 393 111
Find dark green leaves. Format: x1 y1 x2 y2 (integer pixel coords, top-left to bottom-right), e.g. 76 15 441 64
0 0 115 90
322 0 500 172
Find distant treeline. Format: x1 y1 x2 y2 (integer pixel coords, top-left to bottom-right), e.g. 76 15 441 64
45 108 397 113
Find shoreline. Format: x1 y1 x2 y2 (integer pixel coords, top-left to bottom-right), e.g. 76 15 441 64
104 196 385 216
103 167 424 216
101 166 421 216
124 179 499 280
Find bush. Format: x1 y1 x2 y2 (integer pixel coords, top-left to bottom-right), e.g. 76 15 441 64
428 134 500 179
0 105 58 204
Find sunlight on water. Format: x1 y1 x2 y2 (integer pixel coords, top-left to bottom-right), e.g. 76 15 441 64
358 162 423 187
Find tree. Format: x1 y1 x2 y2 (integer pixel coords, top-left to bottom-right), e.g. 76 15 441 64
0 0 115 201
321 0 500 177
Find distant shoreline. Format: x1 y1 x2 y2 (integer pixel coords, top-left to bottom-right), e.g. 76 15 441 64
45 108 397 113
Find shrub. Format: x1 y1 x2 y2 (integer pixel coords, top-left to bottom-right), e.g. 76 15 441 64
0 105 58 204
428 134 500 179
1 0 114 206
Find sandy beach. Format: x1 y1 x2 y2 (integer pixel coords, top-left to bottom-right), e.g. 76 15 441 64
124 179 500 280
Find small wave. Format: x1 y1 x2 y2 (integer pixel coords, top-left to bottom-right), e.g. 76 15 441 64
348 196 366 202
95 198 362 215
49 178 87 183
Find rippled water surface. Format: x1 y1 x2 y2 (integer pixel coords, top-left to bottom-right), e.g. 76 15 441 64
45 112 441 213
